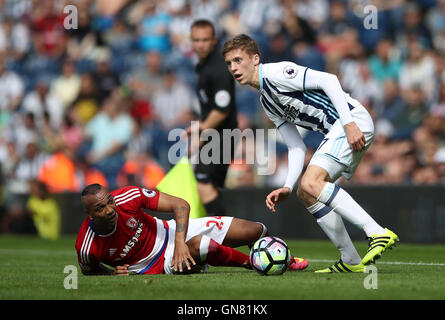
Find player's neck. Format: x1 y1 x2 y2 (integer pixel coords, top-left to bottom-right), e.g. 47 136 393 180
92 219 116 236
249 65 261 90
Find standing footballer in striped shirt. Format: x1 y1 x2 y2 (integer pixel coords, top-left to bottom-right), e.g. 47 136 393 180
75 184 308 275
222 34 399 273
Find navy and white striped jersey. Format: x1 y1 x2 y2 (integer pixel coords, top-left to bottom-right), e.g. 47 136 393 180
259 62 363 135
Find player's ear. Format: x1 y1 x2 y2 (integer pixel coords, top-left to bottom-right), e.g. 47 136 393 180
84 209 92 219
81 197 91 217
82 202 93 218
252 53 260 66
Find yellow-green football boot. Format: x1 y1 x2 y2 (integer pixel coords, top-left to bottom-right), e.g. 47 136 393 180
315 260 365 273
361 228 399 265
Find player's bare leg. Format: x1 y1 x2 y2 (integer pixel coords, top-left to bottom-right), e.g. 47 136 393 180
185 220 308 272
226 219 308 271
186 234 251 269
181 219 265 272
297 166 329 207
222 218 308 271
222 218 267 248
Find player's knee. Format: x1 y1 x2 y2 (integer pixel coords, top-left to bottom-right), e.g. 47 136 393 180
255 222 268 239
186 235 202 258
239 219 265 241
244 222 268 248
296 185 310 205
299 177 318 199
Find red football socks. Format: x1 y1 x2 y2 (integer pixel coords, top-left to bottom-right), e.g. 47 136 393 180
205 238 250 267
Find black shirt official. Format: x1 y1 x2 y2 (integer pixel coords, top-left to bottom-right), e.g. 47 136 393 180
189 19 238 216
196 48 237 132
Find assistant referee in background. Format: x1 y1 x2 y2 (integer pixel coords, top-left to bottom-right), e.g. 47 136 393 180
187 19 238 216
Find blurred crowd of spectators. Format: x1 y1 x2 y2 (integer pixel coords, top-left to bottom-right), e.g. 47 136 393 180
1 0 445 236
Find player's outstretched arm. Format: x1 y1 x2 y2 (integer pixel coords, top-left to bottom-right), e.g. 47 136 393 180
156 192 196 273
278 122 306 191
266 122 306 213
81 262 124 276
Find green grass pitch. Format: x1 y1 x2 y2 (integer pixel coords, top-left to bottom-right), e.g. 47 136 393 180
1 235 445 300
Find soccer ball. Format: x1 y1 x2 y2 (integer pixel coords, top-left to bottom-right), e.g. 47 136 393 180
250 236 291 276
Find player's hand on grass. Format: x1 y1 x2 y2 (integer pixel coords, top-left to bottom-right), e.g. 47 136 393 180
172 242 196 273
344 122 366 151
113 264 130 276
266 187 291 213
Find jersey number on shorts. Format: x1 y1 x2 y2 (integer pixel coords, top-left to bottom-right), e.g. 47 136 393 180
206 216 224 230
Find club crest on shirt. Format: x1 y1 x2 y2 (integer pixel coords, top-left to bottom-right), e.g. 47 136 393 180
126 217 138 229
283 104 300 122
283 65 297 79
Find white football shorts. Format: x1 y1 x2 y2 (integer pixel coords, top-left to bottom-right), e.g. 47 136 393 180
163 216 234 274
309 106 375 181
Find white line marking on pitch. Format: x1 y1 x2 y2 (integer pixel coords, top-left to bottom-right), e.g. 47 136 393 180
1 249 445 266
308 259 445 266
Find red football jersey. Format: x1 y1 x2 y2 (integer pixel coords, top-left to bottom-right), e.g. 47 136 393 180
75 186 169 275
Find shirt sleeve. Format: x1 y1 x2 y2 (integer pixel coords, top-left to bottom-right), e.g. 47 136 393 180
277 122 307 191
138 187 160 211
75 229 100 274
303 68 354 126
77 250 100 274
265 62 309 92
209 64 235 112
112 186 160 212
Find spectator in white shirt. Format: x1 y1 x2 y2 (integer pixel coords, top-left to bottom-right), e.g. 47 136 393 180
399 40 436 101
152 69 194 130
0 18 31 61
0 52 24 112
21 77 64 131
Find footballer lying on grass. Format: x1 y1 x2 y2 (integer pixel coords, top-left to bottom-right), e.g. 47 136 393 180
76 184 309 275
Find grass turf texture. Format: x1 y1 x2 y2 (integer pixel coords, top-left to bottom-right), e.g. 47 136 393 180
1 235 445 300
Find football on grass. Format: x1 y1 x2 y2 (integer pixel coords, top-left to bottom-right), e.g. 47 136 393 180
250 236 291 275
